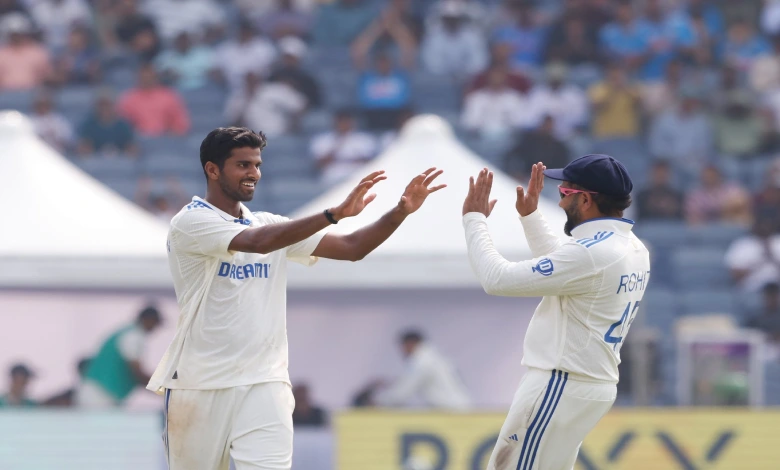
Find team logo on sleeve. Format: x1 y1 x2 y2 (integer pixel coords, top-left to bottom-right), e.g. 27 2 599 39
532 258 554 276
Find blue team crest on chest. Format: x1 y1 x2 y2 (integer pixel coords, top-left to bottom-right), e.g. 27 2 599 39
532 258 554 276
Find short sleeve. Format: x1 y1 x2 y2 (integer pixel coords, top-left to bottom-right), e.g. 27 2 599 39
259 213 328 266
118 329 144 362
172 207 250 257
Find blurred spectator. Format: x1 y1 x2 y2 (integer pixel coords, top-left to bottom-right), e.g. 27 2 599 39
52 25 101 85
503 115 570 182
753 33 780 94
544 12 602 68
714 90 769 159
141 0 225 43
676 0 724 43
725 215 780 294
269 35 321 108
588 61 642 139
42 358 90 407
684 7 718 68
0 13 52 90
114 0 160 60
378 106 414 150
372 329 471 410
0 363 35 408
154 31 216 91
526 62 588 140
648 88 713 175
461 68 527 144
77 305 163 409
135 176 186 221
215 21 276 91
312 0 377 47
291 383 327 427
599 0 650 74
709 63 743 110
118 63 190 136
640 0 694 81
685 165 752 226
351 0 417 70
224 72 306 138
491 0 546 71
357 51 411 131
0 0 29 22
466 41 532 96
30 0 91 52
256 0 312 41
641 59 684 118
722 18 770 73
636 159 684 220
742 282 780 344
310 108 377 186
30 91 73 153
754 157 780 227
763 0 780 36
420 1 487 79
77 91 137 156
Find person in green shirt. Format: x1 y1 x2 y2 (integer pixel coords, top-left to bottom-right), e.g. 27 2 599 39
0 364 36 408
76 306 163 408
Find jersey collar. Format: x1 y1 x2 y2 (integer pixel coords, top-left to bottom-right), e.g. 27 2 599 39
191 196 254 224
570 217 635 238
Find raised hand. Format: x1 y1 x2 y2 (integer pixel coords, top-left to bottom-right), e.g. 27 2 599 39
331 171 387 220
397 167 447 215
516 162 545 217
462 168 498 217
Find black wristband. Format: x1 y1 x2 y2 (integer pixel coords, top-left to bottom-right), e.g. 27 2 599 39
324 209 338 224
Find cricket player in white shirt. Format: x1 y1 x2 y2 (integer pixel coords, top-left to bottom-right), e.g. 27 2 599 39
149 127 446 470
462 155 650 470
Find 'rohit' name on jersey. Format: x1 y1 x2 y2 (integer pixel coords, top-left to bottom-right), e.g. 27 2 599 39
616 270 650 294
218 262 271 280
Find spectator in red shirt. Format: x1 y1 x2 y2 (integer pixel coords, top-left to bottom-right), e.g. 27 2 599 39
118 63 190 136
466 41 532 96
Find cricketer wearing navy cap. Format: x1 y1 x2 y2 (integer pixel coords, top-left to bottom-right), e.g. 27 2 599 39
461 160 649 470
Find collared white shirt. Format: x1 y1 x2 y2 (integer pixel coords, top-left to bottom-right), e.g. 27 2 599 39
463 210 651 383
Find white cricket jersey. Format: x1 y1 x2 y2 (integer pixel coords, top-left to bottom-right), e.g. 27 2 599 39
147 196 326 394
463 210 651 383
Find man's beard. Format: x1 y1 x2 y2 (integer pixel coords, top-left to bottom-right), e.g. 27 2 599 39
219 174 253 202
563 199 581 236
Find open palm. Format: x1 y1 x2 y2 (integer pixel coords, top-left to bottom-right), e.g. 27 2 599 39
398 168 447 215
516 162 546 217
335 171 387 219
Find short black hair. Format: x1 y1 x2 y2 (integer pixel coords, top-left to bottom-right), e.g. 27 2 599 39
400 329 424 344
138 305 161 323
573 183 632 217
200 127 267 177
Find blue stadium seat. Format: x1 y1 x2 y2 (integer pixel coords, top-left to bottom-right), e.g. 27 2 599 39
0 90 35 112
138 136 192 157
764 362 780 406
266 177 326 215
263 135 310 159
670 247 732 288
304 46 353 70
262 154 317 179
634 220 687 250
411 73 461 111
98 176 139 201
638 288 679 330
685 223 747 248
300 110 332 134
75 156 139 179
590 138 649 186
179 85 227 109
141 154 203 177
679 290 737 315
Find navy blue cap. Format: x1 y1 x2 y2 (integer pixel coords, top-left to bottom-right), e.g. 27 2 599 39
544 154 633 197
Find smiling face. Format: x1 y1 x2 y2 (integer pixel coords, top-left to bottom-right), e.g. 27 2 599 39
210 147 262 202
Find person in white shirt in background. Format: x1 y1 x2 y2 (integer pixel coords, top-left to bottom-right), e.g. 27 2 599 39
526 62 588 140
142 0 226 43
462 156 649 470
30 0 92 52
152 127 446 470
461 68 528 145
725 213 780 294
30 91 73 153
373 329 471 410
223 72 307 138
311 108 378 187
215 21 276 91
421 0 488 80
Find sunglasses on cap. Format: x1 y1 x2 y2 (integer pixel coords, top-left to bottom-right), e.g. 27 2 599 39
558 185 597 199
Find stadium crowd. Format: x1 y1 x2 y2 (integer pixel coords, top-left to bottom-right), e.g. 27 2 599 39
1 0 780 407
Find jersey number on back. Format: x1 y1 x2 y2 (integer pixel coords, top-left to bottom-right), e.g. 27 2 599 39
604 301 640 351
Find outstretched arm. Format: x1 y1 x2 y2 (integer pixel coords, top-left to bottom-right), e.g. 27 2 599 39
229 171 387 254
313 168 446 261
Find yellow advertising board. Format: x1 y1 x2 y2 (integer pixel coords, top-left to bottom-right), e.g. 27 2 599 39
334 409 780 470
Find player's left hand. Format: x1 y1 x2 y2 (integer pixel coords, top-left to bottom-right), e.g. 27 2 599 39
463 168 498 217
397 167 446 215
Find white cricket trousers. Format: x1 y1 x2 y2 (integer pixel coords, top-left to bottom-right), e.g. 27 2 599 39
486 368 616 470
163 382 295 470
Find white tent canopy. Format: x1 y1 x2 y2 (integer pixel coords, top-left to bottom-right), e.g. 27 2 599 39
288 114 568 289
0 111 171 289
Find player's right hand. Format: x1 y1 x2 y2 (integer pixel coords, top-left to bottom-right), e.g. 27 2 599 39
516 162 545 217
331 171 387 220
